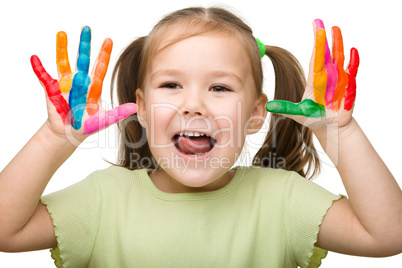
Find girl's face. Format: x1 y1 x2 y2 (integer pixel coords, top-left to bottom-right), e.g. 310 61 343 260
137 32 267 193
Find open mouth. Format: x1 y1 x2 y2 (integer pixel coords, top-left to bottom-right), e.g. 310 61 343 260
172 131 216 156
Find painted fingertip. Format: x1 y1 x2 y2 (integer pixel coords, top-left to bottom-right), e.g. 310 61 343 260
314 19 325 30
80 26 91 42
349 47 360 77
56 31 67 44
102 38 113 53
30 55 40 66
118 103 138 116
265 101 285 113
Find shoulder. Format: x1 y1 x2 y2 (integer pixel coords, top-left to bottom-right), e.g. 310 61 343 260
234 166 331 198
86 166 150 191
235 165 298 185
89 165 148 181
234 166 302 196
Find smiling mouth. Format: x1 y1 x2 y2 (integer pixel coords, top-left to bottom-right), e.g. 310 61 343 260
172 132 216 156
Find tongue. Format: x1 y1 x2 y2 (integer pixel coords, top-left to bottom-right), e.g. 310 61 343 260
177 136 213 155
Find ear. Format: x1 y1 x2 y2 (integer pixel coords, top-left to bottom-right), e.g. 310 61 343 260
246 93 268 135
136 88 147 128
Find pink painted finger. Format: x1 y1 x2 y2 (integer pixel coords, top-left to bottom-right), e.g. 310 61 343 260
83 103 137 135
30 55 72 125
314 19 338 109
344 48 360 110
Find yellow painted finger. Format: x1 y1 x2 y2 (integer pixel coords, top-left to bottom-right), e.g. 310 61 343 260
313 28 327 106
56 31 73 92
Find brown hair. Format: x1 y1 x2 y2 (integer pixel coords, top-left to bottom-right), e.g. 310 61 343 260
111 6 320 179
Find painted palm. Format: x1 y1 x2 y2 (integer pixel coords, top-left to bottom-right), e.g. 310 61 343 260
266 19 359 118
31 27 137 135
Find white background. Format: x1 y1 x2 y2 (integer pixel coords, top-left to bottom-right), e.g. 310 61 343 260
0 0 401 267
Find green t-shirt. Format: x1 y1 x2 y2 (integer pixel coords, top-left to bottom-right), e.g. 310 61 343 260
40 166 343 268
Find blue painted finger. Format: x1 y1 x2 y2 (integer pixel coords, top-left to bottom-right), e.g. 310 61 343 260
69 26 92 130
77 26 91 73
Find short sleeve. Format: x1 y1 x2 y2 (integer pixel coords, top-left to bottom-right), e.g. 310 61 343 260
282 172 345 268
40 172 102 268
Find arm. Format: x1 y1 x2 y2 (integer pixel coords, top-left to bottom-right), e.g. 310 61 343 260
0 27 136 252
0 123 75 252
315 118 402 256
267 19 402 256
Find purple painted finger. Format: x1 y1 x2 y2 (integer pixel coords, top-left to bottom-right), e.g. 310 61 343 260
83 103 137 135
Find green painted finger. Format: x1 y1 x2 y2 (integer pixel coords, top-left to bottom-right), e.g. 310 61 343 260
266 99 325 118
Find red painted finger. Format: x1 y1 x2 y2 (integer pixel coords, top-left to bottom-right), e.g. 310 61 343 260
344 48 360 110
30 55 73 124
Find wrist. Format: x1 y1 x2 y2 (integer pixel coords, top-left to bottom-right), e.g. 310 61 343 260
313 117 357 143
312 118 359 166
35 122 79 156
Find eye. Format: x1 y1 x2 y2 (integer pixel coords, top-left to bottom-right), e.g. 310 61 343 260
210 85 231 92
160 83 181 89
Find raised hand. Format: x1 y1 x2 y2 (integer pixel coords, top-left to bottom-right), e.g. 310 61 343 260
266 19 359 126
31 26 137 138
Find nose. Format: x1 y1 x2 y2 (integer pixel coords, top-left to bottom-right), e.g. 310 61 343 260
181 88 206 116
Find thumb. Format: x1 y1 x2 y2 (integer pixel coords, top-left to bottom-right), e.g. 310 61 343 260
83 103 137 135
266 99 325 119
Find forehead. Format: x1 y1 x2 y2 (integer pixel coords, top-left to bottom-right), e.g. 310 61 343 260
149 30 252 79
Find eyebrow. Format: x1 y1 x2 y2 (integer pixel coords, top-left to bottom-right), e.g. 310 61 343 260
150 69 243 84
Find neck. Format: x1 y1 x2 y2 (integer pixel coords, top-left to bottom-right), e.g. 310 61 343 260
149 169 235 193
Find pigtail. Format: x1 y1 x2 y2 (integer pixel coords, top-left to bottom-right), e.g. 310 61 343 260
110 37 156 170
252 46 320 179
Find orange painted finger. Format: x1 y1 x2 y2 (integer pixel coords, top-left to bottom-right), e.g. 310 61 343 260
87 38 113 115
56 31 73 93
313 28 327 106
331 26 349 111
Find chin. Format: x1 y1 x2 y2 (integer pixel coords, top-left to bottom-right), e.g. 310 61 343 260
170 166 229 189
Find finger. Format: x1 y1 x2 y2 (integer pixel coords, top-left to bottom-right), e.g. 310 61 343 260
344 48 360 110
31 55 59 96
314 19 338 109
87 38 113 116
76 26 91 74
312 20 327 107
348 47 359 77
56 31 73 93
30 55 72 124
83 103 137 135
69 71 91 130
69 26 92 129
266 99 325 118
331 26 349 111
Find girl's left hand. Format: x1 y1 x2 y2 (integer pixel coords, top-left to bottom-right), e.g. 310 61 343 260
266 19 360 133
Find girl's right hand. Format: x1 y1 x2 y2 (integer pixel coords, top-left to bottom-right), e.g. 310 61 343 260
31 26 137 142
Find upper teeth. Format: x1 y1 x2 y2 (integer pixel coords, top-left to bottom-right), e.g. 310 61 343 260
180 131 205 137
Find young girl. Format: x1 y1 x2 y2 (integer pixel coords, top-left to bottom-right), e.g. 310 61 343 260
0 6 401 268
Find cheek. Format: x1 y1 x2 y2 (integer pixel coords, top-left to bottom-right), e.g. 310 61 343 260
213 100 251 147
144 101 176 144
